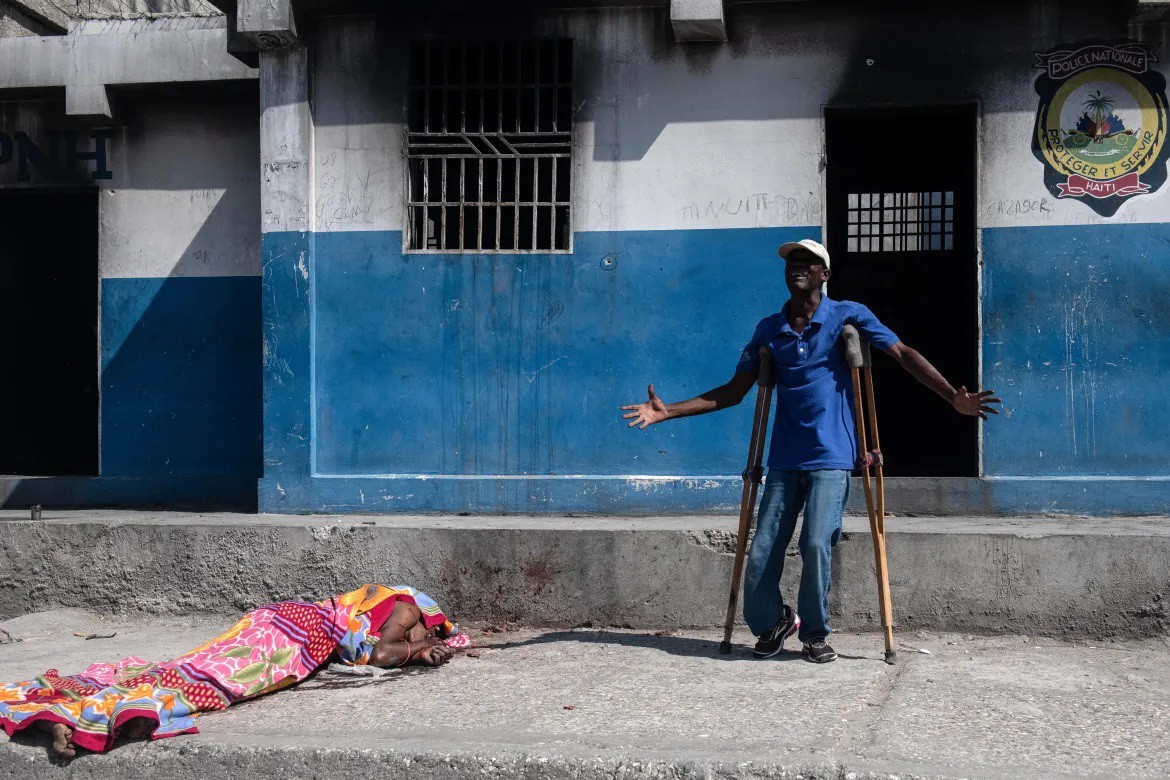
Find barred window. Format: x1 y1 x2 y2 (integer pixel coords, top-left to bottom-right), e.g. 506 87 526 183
846 191 954 253
406 40 573 253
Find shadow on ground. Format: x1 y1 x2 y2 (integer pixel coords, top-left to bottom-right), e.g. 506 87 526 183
480 629 880 663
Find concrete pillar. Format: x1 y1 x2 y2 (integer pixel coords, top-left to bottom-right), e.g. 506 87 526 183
259 45 314 511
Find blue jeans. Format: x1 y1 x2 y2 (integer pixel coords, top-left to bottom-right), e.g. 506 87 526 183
743 469 851 642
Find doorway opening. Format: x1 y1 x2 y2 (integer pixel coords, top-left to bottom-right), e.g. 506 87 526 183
825 105 978 477
0 188 99 475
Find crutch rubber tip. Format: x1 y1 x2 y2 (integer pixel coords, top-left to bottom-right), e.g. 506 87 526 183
884 650 897 665
718 640 732 655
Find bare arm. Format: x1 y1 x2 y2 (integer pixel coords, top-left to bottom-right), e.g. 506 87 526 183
366 602 453 667
883 341 1000 420
621 370 758 429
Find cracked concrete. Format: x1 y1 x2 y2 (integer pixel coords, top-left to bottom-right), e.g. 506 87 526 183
1 610 1168 779
2 510 1169 638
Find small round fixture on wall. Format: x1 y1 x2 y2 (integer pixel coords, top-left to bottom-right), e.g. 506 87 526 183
865 58 875 66
601 253 617 270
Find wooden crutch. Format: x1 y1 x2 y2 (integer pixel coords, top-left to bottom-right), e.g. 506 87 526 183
841 325 896 664
718 346 776 655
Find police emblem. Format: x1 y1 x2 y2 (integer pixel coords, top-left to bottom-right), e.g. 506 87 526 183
1033 39 1169 216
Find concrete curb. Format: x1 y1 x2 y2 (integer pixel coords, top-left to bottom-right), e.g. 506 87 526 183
0 735 1007 780
1 512 1168 638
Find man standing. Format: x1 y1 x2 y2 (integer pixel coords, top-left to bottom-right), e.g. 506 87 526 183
621 239 999 663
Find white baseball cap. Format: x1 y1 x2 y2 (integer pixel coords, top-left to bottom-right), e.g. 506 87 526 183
777 238 831 267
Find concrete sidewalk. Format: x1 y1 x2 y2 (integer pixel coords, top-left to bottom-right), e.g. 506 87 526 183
2 510 1169 638
2 609 1169 780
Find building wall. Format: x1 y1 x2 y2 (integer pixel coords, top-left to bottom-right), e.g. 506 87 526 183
259 1 1170 514
1 87 261 508
0 0 54 36
65 0 220 19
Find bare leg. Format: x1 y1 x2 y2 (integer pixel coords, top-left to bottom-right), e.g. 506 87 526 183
36 721 77 759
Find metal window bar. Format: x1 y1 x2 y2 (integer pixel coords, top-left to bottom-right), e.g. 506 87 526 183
845 191 954 254
407 39 572 253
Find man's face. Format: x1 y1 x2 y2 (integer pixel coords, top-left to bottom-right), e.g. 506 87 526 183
784 249 829 295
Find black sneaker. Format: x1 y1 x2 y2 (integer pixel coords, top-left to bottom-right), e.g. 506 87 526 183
802 638 838 663
753 606 800 658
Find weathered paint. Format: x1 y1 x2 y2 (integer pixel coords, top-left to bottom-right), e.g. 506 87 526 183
260 226 810 513
0 89 261 508
252 4 1170 514
4 1 1165 514
983 222 1170 478
101 276 261 478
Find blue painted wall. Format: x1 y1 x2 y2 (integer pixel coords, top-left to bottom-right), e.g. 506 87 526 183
313 228 804 476
101 276 262 479
6 276 262 509
260 222 1170 515
982 223 1170 477
261 226 813 512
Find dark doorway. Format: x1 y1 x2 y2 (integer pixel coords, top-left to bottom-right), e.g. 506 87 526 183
0 188 99 475
825 105 978 477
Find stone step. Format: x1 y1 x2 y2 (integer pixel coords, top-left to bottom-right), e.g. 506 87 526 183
1 510 1168 638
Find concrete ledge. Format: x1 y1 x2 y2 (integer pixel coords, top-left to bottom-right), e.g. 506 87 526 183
0 18 256 117
0 477 257 512
671 0 727 42
1 511 1167 638
258 474 1170 516
237 0 297 49
0 738 1007 780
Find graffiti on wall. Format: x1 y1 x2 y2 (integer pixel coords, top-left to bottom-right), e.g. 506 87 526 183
0 130 113 182
1032 40 1168 217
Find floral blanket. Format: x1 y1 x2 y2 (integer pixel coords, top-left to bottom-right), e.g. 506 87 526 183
0 584 454 753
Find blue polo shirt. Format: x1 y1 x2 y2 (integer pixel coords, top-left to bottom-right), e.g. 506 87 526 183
735 297 899 471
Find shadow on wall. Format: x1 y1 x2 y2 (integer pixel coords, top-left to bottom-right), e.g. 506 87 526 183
317 1 1079 162
98 85 262 485
101 204 261 482
0 85 264 508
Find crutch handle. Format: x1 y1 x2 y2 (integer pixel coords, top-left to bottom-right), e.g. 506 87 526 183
840 324 872 369
757 346 775 387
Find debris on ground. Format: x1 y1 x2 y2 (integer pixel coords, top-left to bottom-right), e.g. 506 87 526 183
324 663 387 677
0 627 19 644
73 632 117 641
467 651 481 658
563 705 576 710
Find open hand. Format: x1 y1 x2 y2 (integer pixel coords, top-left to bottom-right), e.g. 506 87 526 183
621 384 670 429
952 387 1001 420
418 637 453 666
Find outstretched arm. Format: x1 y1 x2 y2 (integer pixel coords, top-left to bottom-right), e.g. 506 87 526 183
883 342 1001 420
621 370 758 429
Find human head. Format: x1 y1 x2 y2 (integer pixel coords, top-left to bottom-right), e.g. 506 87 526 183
407 621 440 642
777 239 831 295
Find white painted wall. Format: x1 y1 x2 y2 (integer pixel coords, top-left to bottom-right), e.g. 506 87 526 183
308 3 1170 237
310 8 835 236
0 90 259 278
100 89 260 278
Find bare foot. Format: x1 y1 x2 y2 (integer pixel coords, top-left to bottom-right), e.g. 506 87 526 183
40 722 77 759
